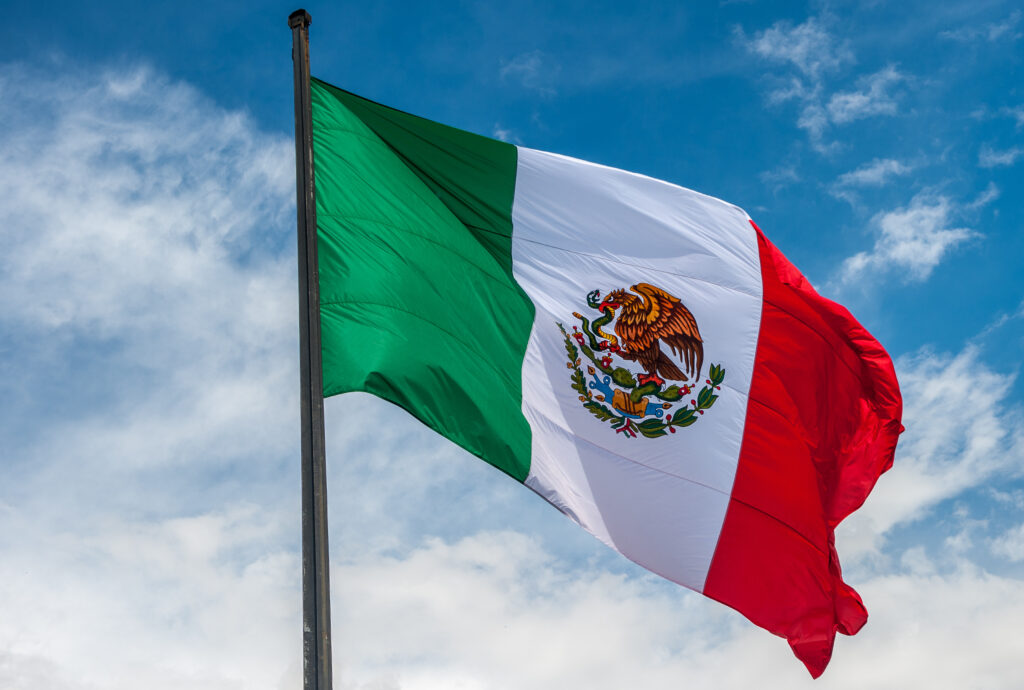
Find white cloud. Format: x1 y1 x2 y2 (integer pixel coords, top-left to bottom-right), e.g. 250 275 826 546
744 17 852 79
831 153 913 201
966 181 1001 209
796 102 830 145
335 535 1024 689
1003 105 1024 128
0 505 299 690
500 50 558 95
0 62 297 475
491 123 519 144
979 144 1024 167
943 511 988 555
764 75 813 105
741 21 909 151
830 158 914 205
740 17 849 152
840 193 977 282
827 65 904 124
940 10 1022 42
991 523 1024 561
758 164 800 192
971 104 1024 129
0 62 300 689
989 487 1024 510
835 158 913 188
4 59 1024 690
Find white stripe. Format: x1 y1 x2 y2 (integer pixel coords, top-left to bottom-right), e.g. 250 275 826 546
510 147 762 592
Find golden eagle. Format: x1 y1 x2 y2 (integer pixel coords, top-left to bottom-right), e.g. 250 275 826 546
598 283 703 387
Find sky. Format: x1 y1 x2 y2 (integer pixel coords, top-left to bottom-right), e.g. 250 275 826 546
1 0 1023 688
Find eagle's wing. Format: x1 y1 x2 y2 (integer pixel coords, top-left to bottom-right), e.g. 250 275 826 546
632 283 704 379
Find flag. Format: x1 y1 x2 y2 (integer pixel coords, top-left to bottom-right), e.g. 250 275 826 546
310 76 903 677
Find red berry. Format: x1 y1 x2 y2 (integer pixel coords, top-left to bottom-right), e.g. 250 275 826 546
669 427 676 433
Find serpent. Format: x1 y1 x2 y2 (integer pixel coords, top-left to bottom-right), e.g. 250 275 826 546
575 290 618 350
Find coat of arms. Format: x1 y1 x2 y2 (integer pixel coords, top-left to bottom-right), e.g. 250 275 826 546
558 283 726 438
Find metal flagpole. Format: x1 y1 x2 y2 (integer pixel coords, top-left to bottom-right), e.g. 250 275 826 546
289 9 333 690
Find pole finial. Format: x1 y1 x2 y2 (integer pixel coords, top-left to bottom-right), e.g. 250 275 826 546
288 9 311 29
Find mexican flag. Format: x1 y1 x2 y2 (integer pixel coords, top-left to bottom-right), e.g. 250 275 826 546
310 76 903 677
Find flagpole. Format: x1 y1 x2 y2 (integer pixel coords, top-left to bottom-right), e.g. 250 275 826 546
289 9 333 690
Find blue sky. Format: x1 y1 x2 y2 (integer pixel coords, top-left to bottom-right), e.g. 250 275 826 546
1 1 1023 688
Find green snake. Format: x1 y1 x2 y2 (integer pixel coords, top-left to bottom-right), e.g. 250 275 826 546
574 289 618 350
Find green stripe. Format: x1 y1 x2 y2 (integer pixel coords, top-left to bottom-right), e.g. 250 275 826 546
310 78 535 482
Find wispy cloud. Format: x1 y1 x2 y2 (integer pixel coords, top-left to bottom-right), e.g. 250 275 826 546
943 507 988 555
839 192 978 283
965 181 1001 210
739 18 909 152
758 164 800 192
796 103 834 150
830 158 913 205
969 104 1024 129
827 65 904 124
940 10 1022 42
979 144 1024 167
836 158 913 188
991 522 1024 561
1003 105 1024 128
492 123 520 144
742 17 853 80
975 297 1024 340
989 487 1024 510
739 18 845 152
500 50 559 95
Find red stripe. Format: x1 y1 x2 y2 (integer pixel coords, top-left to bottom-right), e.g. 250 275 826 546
703 221 903 678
